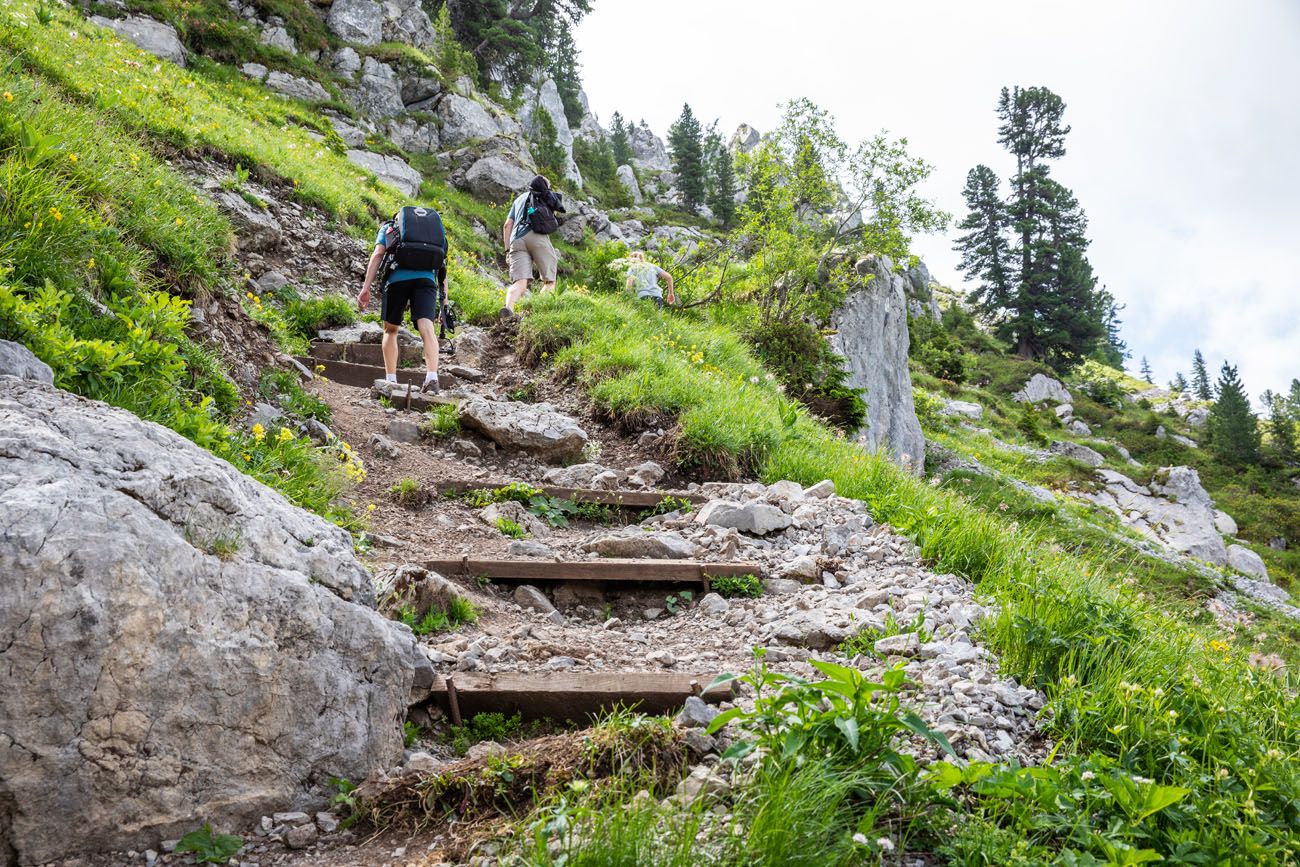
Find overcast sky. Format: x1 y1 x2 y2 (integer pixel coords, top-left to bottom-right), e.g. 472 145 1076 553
575 0 1300 401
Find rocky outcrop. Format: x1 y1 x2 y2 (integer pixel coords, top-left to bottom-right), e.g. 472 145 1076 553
0 379 420 863
1086 466 1227 565
1227 544 1269 578
0 339 53 385
628 120 671 172
459 396 589 461
616 164 643 203
827 255 926 473
729 123 760 154
348 57 405 118
1050 440 1104 467
940 399 982 420
90 15 186 66
455 140 537 203
438 93 505 147
903 261 941 322
1014 374 1073 405
520 77 581 185
327 0 383 45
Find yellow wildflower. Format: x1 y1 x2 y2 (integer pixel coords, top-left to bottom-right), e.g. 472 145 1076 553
277 427 293 444
251 423 266 442
68 153 78 163
49 207 63 222
2 92 12 102
86 258 95 270
175 218 183 227
366 503 377 512
241 452 252 461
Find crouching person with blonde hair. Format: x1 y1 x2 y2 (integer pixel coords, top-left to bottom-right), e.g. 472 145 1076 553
625 251 675 308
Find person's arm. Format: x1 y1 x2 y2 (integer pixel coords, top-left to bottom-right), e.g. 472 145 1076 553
626 273 635 293
502 218 514 250
358 243 385 311
659 268 676 305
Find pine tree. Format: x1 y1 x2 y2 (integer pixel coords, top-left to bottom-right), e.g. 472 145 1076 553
703 125 736 225
1190 349 1212 400
610 112 633 166
544 22 584 127
1170 372 1189 393
1092 287 1128 368
667 103 706 211
1140 357 1153 383
1270 393 1299 465
954 165 1013 332
1288 378 1300 414
1208 362 1260 466
531 106 566 180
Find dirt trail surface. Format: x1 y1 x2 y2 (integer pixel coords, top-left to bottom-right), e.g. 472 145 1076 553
60 321 1050 867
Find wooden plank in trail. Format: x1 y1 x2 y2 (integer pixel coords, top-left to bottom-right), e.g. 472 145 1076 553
424 671 737 719
436 478 708 509
309 340 429 366
296 357 461 391
425 557 761 588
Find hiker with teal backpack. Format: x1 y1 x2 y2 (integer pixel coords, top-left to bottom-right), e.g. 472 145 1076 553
501 174 565 316
358 205 450 394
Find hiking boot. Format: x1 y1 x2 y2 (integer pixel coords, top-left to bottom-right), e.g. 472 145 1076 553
421 378 441 395
498 306 518 322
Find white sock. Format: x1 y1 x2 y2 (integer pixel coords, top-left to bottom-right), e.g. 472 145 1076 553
424 371 439 385
385 373 397 383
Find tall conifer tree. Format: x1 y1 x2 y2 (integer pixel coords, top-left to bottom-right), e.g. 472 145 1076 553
1191 349 1212 400
1208 362 1260 466
1267 394 1297 465
1140 357 1153 383
667 103 706 211
610 111 633 166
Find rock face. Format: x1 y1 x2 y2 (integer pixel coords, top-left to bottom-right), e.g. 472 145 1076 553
616 164 643 203
0 379 417 863
1086 467 1227 565
520 77 581 185
628 120 671 171
729 123 761 154
265 70 330 103
327 0 383 45
464 153 535 202
1014 374 1073 405
826 256 926 473
459 397 589 461
346 149 423 196
348 57 405 118
438 94 503 147
90 15 186 66
1050 441 1104 468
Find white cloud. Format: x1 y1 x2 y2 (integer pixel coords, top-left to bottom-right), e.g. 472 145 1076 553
575 0 1300 398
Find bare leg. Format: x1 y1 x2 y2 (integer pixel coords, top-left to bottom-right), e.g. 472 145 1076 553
381 322 400 375
414 317 439 374
541 280 556 294
505 278 530 311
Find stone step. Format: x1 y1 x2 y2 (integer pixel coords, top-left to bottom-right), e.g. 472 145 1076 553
309 339 440 366
424 557 760 591
296 356 462 392
436 477 707 509
425 671 735 721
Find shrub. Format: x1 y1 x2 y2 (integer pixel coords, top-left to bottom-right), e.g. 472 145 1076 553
909 313 969 383
494 516 527 538
710 573 762 598
744 318 866 431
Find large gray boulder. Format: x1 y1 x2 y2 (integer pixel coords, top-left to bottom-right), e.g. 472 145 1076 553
0 379 418 863
695 499 792 536
458 397 589 461
214 189 282 251
616 164 643 203
0 339 53 385
348 57 405 118
581 530 696 559
90 15 186 66
826 255 926 473
1085 467 1227 565
438 94 503 147
265 70 330 103
1050 440 1104 467
327 0 383 45
1227 544 1269 578
464 153 535 203
383 0 434 47
1014 373 1073 405
346 149 423 196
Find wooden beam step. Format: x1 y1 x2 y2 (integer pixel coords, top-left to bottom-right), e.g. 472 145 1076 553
425 557 760 586
296 357 461 391
426 671 736 720
436 478 707 509
310 340 427 366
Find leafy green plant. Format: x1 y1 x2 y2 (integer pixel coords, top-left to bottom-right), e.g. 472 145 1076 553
220 162 251 191
446 711 546 756
390 476 428 508
839 611 932 657
175 824 243 864
643 495 694 518
528 493 577 528
463 482 542 508
664 590 694 615
710 573 761 598
424 403 462 437
328 776 357 812
397 604 450 635
495 516 527 539
403 720 424 747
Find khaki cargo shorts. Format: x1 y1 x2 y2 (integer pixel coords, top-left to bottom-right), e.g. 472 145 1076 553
508 232 558 282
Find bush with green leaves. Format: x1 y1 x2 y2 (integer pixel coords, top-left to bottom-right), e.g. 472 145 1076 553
175 824 243 864
709 574 761 599
744 318 865 431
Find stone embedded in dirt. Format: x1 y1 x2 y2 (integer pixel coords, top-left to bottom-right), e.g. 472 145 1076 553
368 432 402 460
0 338 53 384
1049 440 1104 468
684 729 717 757
0 379 418 864
507 540 556 558
874 633 922 657
545 656 577 670
766 479 804 501
403 752 439 774
1066 419 1092 437
482 501 549 538
1013 373 1073 405
319 321 422 346
805 479 836 499
696 499 792 536
446 364 485 382
627 461 666 488
581 530 695 559
513 584 556 614
783 555 820 580
459 396 589 462
388 417 422 443
1227 544 1269 579
763 578 804 595
543 462 620 489
284 822 317 849
697 592 730 616
676 696 720 729
677 765 730 801
315 812 340 834
942 399 984 420
646 649 677 667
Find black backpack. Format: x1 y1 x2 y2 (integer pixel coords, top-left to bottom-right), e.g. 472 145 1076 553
386 206 447 271
527 191 561 235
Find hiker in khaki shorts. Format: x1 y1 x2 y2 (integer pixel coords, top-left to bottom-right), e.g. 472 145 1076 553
501 174 565 316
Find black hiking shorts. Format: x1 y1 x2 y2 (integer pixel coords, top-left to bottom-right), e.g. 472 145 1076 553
382 278 440 328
